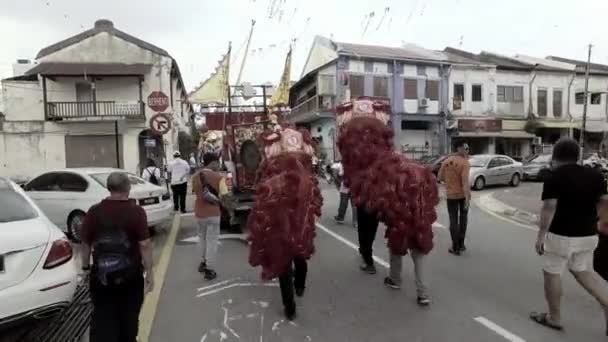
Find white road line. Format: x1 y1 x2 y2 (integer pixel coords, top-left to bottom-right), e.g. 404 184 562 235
474 317 526 342
316 223 390 268
197 279 235 292
196 283 279 298
432 222 447 230
316 222 446 268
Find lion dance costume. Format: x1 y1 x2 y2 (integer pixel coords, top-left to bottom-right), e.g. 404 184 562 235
247 125 322 319
336 98 439 261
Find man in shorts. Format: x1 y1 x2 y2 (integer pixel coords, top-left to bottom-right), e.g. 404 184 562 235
531 138 608 332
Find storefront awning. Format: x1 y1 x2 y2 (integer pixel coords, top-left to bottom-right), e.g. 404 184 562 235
536 120 578 129
456 131 535 139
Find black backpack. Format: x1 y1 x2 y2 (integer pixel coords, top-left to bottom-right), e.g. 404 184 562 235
92 210 138 286
145 167 160 185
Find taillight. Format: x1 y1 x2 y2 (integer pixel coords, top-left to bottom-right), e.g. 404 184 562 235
43 239 73 269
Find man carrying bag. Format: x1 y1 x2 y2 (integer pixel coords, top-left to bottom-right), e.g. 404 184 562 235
192 153 229 280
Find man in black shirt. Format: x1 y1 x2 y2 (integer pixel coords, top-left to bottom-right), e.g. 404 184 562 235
531 139 608 332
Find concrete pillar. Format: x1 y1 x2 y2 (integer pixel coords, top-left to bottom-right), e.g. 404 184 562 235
488 137 496 154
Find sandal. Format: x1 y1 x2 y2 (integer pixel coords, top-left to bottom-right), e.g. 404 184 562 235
530 312 563 331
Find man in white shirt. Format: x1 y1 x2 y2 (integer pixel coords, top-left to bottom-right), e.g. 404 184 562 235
167 151 191 213
141 159 162 186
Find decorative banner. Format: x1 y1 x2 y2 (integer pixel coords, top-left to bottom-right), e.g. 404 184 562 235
189 44 231 104
269 47 292 106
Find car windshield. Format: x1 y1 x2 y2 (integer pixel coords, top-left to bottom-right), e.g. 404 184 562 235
469 156 490 168
90 173 147 188
530 154 551 164
0 190 38 223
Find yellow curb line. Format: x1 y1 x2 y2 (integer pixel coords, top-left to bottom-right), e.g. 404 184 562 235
473 195 537 232
138 214 182 342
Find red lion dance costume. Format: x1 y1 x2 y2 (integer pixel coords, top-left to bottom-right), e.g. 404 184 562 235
247 125 322 319
336 98 439 256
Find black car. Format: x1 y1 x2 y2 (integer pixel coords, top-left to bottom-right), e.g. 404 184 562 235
419 155 448 177
523 154 552 181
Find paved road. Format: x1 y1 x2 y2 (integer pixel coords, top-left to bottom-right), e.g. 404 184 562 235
493 182 543 216
150 184 607 342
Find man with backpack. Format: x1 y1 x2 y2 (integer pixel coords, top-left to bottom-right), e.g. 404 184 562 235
141 159 162 186
80 172 154 342
191 153 228 280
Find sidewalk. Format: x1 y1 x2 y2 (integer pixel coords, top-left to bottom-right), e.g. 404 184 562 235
474 184 541 227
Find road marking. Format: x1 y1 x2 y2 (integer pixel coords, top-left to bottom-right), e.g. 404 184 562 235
198 279 236 292
197 283 279 298
474 317 526 342
473 197 537 232
139 213 181 342
316 222 446 268
316 222 390 268
181 212 195 217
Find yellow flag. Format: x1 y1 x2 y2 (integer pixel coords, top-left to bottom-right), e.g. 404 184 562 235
269 48 292 106
189 46 231 104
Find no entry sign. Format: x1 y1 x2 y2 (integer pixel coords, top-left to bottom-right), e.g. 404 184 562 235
148 91 169 112
150 113 172 135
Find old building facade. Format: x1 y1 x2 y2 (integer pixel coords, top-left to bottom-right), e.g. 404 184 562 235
0 19 192 178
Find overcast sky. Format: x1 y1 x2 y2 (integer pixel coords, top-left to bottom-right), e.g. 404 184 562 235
1 0 607 91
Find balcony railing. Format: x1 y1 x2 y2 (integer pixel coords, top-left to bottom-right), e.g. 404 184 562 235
46 101 145 120
290 95 336 118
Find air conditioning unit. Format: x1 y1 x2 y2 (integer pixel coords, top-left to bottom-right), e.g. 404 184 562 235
418 98 430 108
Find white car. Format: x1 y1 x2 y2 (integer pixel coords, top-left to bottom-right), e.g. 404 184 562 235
23 168 173 242
468 154 524 190
0 177 78 327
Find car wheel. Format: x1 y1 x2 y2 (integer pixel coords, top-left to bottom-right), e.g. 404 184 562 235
510 173 521 187
67 210 86 243
473 176 485 191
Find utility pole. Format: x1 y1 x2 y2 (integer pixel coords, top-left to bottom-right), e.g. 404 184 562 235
579 44 592 164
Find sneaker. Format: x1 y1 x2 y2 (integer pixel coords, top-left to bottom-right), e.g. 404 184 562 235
360 263 377 275
204 269 217 280
198 262 207 273
334 216 345 224
417 296 431 307
284 304 296 320
383 277 401 290
295 287 305 297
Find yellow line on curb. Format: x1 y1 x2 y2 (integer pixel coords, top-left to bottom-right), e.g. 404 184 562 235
138 214 182 342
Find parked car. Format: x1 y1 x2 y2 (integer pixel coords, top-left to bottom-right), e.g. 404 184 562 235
23 168 173 242
523 154 552 181
419 155 448 177
468 154 524 190
0 177 78 329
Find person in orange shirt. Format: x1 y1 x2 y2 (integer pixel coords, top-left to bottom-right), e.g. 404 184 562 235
438 141 471 256
192 153 229 280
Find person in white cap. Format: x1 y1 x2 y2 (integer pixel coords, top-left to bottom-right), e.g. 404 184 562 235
167 151 191 213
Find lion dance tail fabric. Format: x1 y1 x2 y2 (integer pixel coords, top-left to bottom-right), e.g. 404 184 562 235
337 99 439 256
247 127 322 280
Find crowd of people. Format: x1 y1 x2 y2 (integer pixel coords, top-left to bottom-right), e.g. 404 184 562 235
76 119 608 340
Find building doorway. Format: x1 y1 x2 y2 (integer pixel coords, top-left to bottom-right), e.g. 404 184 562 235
138 129 164 174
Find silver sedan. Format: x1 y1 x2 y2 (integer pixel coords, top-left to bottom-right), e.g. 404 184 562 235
468 154 524 190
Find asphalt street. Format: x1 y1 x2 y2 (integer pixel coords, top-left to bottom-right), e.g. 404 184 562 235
148 183 607 342
493 182 543 216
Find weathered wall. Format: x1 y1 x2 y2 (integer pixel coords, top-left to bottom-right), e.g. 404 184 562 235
1 80 44 121
301 37 338 77
493 70 529 117
449 66 496 116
